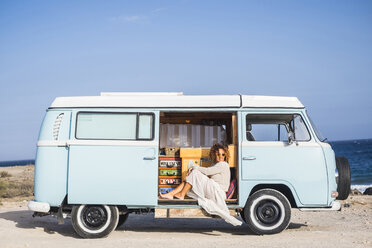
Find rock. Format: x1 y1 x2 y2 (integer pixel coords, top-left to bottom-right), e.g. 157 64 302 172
363 187 372 195
350 189 362 195
343 203 351 208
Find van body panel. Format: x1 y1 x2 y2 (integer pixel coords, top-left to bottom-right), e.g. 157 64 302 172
240 110 328 206
34 110 71 206
38 110 72 141
320 143 338 205
237 180 302 207
67 110 159 206
240 142 327 206
67 144 158 205
34 147 69 206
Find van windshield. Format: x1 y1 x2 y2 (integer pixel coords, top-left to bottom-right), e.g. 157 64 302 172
306 112 326 142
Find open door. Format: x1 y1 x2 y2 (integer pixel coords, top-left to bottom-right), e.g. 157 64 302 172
158 111 238 203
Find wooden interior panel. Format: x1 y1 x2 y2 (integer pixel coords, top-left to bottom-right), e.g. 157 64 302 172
232 114 238 145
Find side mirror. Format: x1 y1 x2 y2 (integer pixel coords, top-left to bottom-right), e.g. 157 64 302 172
288 132 297 145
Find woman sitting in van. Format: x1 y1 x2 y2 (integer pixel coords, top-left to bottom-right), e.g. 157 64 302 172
160 143 242 226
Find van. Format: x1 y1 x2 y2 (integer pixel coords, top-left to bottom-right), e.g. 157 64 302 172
28 92 351 238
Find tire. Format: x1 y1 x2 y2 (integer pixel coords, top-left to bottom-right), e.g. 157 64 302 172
71 205 119 239
116 213 129 229
336 157 351 200
243 189 291 235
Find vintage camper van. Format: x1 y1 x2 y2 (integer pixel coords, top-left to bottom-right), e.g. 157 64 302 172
28 92 351 238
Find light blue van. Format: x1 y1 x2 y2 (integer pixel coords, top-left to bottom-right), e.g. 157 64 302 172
28 92 351 238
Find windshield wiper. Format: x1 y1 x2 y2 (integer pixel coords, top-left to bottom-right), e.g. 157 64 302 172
322 138 328 142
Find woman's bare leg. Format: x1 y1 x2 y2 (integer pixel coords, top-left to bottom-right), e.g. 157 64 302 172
174 182 192 200
159 182 185 199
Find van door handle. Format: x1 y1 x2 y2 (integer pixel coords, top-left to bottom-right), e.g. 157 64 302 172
243 156 256 160
58 142 69 148
143 156 156 160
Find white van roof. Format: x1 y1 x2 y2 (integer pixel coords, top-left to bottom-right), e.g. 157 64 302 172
49 93 304 109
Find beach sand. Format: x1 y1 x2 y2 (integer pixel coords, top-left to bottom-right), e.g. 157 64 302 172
0 165 371 248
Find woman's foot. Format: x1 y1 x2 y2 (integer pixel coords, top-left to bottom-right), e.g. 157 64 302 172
159 192 174 200
174 193 185 200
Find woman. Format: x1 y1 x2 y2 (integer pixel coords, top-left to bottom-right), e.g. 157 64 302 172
160 143 242 226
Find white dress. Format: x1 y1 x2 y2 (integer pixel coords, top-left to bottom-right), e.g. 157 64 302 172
186 167 242 226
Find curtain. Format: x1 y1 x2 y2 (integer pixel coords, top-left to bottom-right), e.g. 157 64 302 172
159 124 226 148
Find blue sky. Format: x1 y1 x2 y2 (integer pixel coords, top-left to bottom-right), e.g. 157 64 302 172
0 0 371 160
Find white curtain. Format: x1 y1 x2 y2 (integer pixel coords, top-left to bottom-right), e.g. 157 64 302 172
160 124 226 148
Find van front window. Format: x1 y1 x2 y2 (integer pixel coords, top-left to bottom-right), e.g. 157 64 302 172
307 114 327 142
246 114 311 142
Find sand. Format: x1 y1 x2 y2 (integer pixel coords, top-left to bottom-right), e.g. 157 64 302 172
0 166 371 248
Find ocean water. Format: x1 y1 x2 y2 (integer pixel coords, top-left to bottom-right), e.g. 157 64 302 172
0 159 35 167
330 139 372 193
1 139 371 192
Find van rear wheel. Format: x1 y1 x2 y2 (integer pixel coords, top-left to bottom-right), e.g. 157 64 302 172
243 189 291 235
71 205 119 239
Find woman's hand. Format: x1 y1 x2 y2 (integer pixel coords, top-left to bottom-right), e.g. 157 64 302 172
187 167 193 176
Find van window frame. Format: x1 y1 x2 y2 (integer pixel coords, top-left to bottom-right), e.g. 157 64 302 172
75 111 155 141
288 114 312 142
245 113 312 142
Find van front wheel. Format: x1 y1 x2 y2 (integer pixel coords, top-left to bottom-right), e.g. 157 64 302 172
243 189 291 235
71 205 119 238
336 156 351 200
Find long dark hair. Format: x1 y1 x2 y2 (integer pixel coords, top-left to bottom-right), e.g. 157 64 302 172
209 143 229 164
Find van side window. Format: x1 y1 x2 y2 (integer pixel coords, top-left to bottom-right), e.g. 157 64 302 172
76 112 154 140
138 114 153 139
246 123 288 141
246 114 310 142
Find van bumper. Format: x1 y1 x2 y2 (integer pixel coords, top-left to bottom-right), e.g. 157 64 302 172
299 201 341 212
28 200 50 213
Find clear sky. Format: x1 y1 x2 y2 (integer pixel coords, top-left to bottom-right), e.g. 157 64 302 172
0 0 371 160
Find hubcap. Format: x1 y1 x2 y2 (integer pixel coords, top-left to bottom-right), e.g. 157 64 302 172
82 206 108 229
256 201 280 225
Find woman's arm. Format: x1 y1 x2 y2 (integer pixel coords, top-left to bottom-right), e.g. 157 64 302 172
193 162 228 176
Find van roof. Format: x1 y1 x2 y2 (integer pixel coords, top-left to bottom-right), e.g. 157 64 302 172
49 93 304 109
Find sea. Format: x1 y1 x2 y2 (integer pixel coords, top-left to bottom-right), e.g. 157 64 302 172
0 139 371 193
331 139 372 193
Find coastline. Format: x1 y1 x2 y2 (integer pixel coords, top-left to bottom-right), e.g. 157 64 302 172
0 160 35 167
351 184 372 194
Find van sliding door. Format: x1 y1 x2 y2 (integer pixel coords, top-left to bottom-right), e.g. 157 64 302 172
67 110 159 206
